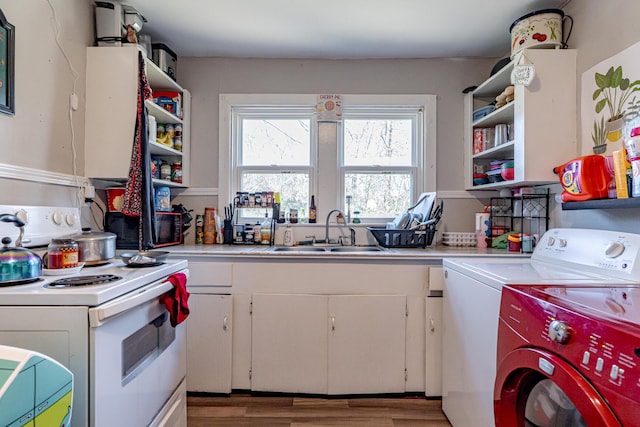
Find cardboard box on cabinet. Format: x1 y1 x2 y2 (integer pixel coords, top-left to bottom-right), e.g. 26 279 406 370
154 91 182 118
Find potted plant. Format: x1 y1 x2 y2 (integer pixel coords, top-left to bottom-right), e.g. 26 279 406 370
592 116 607 154
593 66 640 143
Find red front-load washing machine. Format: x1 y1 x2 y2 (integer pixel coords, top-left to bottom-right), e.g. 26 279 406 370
495 284 640 427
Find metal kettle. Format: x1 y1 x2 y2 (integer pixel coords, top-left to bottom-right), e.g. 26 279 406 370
0 214 42 285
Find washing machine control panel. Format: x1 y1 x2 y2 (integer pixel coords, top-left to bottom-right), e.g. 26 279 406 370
533 228 640 281
548 320 572 344
501 285 640 406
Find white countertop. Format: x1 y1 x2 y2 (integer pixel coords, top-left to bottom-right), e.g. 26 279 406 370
166 244 530 261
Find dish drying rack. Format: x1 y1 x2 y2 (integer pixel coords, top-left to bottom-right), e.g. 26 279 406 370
367 226 436 249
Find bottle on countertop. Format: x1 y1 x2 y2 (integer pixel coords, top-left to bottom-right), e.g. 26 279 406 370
260 213 272 245
283 224 294 246
309 195 317 223
253 221 261 244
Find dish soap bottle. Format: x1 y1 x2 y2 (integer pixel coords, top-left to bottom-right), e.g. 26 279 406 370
260 213 272 245
283 224 294 247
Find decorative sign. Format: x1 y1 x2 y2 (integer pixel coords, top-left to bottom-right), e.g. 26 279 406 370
581 40 640 156
316 94 342 122
511 64 535 86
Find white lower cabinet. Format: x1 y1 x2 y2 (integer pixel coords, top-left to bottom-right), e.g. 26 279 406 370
327 294 406 394
186 294 233 393
251 293 407 394
251 294 328 394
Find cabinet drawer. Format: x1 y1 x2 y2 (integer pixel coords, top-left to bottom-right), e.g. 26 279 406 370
187 261 232 287
428 267 444 292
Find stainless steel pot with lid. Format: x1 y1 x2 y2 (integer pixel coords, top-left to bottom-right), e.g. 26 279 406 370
0 214 42 285
71 228 117 265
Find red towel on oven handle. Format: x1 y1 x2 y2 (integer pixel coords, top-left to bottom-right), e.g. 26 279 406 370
159 272 190 327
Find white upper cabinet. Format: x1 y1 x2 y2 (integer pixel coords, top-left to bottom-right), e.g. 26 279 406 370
85 46 190 188
464 49 577 190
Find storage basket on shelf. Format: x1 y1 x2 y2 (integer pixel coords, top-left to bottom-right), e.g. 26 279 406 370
367 226 436 249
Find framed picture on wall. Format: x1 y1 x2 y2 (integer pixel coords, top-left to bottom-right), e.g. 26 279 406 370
0 8 15 116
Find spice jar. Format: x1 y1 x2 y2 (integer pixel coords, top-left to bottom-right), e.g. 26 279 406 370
47 238 79 269
160 161 171 180
171 161 182 183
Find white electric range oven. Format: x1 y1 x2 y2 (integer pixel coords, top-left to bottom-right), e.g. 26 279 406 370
0 205 188 427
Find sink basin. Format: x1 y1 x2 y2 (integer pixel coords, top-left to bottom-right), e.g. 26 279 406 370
269 246 385 253
270 247 326 252
328 246 386 252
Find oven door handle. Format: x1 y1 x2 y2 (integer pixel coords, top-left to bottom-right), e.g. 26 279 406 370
89 278 175 327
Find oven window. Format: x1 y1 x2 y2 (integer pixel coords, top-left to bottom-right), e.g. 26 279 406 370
122 312 175 384
524 379 587 427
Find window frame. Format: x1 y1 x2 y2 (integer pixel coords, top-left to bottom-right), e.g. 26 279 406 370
219 94 436 223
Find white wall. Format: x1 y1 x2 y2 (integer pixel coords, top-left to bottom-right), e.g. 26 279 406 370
2 0 638 236
0 0 92 206
549 0 640 233
173 57 496 242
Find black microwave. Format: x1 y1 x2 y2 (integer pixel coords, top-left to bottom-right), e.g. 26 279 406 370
105 212 183 249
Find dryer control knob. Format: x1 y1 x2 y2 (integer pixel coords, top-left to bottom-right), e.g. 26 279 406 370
605 242 625 258
547 237 555 246
548 320 572 344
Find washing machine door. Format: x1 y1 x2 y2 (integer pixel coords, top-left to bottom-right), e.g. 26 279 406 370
494 348 621 427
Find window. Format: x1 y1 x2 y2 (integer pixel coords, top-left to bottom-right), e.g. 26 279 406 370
219 94 436 223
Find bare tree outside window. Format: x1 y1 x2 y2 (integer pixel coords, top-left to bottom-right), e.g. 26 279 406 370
223 95 433 224
343 118 414 218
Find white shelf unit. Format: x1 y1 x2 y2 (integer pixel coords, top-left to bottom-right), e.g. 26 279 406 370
464 49 577 190
85 46 190 188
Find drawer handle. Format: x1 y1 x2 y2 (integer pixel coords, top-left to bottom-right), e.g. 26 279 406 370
223 315 228 331
429 316 435 333
331 315 336 331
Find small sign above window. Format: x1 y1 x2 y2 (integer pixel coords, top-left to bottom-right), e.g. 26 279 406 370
316 94 342 122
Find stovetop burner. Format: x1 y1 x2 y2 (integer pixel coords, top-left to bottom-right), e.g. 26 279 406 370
0 277 43 287
45 274 122 289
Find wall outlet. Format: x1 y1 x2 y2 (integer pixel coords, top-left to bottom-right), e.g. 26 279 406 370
82 184 95 200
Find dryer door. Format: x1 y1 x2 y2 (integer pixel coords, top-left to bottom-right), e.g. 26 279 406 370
494 348 621 427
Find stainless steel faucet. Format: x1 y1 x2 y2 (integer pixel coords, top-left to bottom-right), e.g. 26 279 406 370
325 209 354 245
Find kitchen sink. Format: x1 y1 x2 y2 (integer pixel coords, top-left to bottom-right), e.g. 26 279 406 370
328 246 386 252
270 246 327 252
269 246 385 253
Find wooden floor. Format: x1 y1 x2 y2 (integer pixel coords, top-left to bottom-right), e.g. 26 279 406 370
187 393 453 426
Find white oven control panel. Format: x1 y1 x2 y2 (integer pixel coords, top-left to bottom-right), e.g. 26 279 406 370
0 205 82 248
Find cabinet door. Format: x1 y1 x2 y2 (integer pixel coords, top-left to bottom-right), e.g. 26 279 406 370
327 295 406 394
251 294 328 394
186 294 232 393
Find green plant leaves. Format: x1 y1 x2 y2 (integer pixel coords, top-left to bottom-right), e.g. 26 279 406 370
610 66 623 88
595 71 609 90
593 88 602 101
595 99 607 114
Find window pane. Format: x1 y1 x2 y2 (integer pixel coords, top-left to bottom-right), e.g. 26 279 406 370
345 173 411 218
343 119 412 166
242 172 309 216
241 119 310 166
